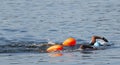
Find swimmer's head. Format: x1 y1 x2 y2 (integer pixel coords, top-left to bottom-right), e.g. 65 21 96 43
94 42 101 47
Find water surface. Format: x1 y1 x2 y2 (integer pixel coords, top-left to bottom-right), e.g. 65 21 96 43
0 0 120 65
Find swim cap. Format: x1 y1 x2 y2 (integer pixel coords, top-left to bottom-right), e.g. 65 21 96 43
94 42 101 47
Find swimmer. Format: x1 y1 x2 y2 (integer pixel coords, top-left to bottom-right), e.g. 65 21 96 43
80 35 109 49
46 35 109 52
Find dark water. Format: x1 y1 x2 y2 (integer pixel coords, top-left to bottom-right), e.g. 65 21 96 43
0 0 120 65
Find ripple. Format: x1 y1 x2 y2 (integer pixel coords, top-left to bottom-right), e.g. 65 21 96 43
48 29 58 32
2 29 19 32
109 56 120 59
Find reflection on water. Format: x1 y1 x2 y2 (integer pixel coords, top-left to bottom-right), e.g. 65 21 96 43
48 52 63 57
47 50 94 60
46 51 94 65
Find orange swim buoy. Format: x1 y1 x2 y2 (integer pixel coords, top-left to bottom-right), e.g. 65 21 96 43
47 45 63 52
62 37 76 46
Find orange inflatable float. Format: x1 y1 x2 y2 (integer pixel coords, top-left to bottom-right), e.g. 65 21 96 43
47 45 63 52
62 37 76 46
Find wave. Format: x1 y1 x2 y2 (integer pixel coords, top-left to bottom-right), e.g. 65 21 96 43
0 37 86 53
0 41 52 53
0 37 60 53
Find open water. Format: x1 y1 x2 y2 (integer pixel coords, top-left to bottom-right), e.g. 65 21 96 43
0 0 120 65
